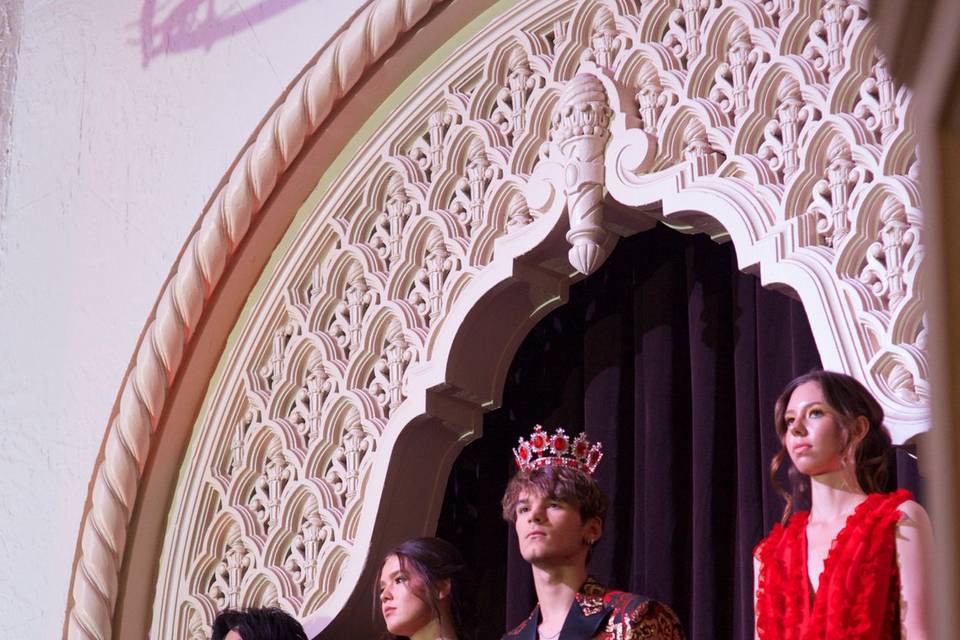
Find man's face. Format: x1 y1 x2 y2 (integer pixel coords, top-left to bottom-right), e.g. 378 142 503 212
225 631 242 640
513 489 600 568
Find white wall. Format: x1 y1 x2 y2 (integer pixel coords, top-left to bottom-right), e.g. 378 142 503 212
0 0 364 634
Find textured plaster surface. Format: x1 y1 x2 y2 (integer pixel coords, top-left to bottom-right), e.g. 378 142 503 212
0 1 21 264
0 0 365 635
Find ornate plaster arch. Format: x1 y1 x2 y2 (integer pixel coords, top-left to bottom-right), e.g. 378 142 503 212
64 1 464 638
68 0 930 639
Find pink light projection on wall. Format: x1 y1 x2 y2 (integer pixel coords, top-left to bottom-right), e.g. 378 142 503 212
137 0 310 67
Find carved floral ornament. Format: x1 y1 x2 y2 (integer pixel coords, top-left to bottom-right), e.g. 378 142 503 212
68 0 921 637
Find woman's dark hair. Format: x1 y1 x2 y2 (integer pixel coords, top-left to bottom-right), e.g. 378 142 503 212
771 369 893 523
211 607 307 640
374 537 476 640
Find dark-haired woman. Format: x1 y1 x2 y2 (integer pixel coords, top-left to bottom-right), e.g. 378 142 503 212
376 537 474 640
753 370 932 639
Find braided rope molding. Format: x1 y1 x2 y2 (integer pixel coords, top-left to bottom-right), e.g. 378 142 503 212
64 1 443 638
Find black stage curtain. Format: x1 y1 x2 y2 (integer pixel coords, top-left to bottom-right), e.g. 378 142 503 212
436 223 922 640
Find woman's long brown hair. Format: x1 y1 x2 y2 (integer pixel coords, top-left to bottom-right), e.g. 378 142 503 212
770 370 892 524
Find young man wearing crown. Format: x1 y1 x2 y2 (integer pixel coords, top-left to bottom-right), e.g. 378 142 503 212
501 426 684 640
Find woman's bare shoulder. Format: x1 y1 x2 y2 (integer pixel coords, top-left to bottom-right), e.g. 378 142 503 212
897 499 930 524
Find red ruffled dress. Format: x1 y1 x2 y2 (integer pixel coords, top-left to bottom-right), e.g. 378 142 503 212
754 489 913 640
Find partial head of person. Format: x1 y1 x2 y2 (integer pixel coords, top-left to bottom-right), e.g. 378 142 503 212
771 369 893 521
211 607 307 640
375 536 475 640
501 426 607 567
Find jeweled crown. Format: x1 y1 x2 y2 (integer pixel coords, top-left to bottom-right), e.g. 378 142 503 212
513 425 603 474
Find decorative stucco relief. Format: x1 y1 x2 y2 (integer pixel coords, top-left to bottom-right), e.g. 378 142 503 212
146 0 926 637
585 0 926 430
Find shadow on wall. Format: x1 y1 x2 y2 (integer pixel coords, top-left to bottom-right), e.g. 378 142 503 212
135 0 309 67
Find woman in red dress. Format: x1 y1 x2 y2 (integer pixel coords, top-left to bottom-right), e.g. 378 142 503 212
753 370 932 639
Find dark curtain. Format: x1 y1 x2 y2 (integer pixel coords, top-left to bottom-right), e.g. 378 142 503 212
436 223 922 640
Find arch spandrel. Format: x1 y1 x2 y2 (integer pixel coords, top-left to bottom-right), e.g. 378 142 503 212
137 1 929 638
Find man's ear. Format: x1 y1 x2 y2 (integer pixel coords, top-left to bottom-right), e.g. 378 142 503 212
584 516 602 544
436 578 452 600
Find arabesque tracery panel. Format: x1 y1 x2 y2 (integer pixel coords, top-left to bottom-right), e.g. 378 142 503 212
152 1 927 637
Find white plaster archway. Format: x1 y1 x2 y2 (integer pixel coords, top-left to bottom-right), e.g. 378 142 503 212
65 1 929 638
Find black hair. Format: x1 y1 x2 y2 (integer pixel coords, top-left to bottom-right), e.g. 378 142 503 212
211 607 308 640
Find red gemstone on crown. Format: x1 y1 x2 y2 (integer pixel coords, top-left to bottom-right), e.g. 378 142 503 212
529 426 548 452
551 431 569 453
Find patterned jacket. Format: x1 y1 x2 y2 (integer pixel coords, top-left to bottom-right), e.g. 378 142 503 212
502 577 684 640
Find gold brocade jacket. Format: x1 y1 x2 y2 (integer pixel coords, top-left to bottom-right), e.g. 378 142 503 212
501 577 684 640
